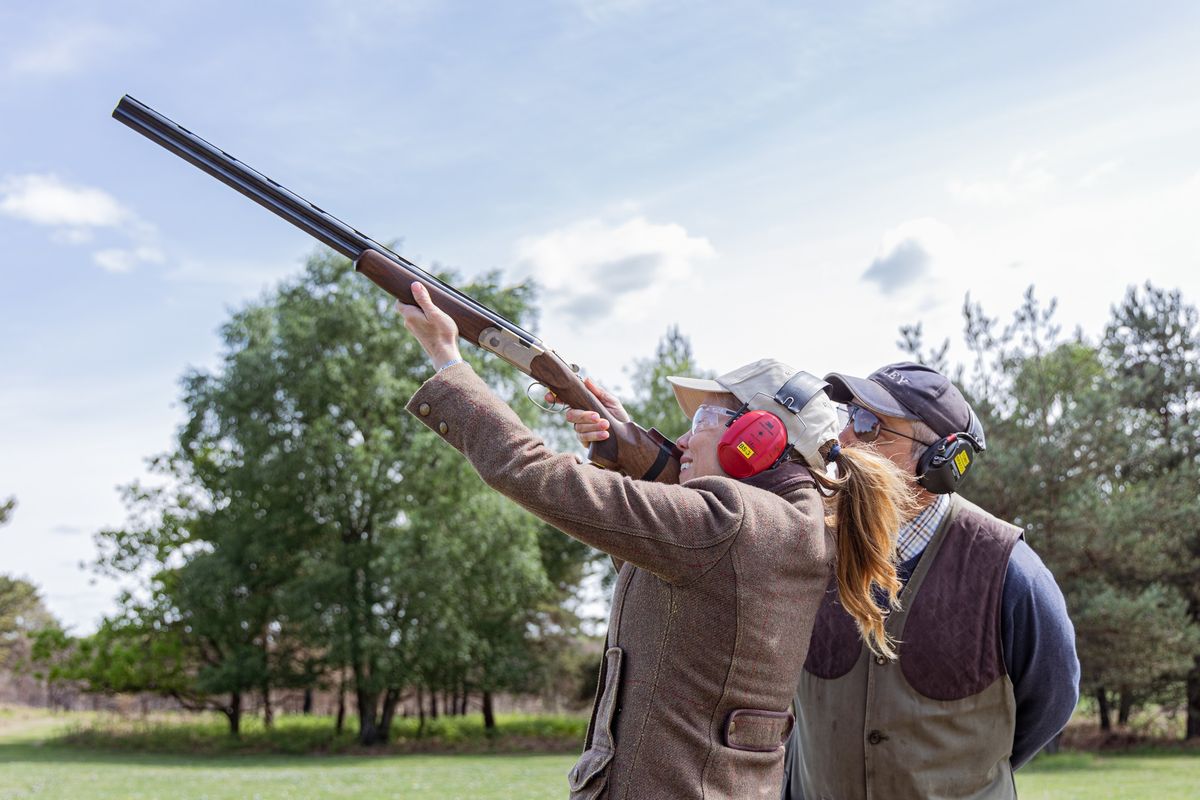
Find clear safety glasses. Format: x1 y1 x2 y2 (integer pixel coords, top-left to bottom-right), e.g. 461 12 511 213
690 404 738 435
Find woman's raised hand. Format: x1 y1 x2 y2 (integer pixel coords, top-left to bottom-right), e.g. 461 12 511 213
397 282 463 369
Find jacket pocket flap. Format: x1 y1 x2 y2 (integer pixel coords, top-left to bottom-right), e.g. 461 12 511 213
568 745 614 792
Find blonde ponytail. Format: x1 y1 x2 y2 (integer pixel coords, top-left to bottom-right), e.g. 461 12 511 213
811 443 918 660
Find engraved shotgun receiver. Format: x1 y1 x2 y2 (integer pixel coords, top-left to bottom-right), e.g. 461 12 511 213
112 95 681 483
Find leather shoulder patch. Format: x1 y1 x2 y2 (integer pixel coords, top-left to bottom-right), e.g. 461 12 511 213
802 577 862 679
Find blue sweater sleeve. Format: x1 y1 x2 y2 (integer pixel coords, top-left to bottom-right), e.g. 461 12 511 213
1002 540 1080 769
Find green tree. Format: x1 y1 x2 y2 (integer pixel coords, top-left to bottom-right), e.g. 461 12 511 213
1101 283 1200 737
0 497 13 526
624 325 712 440
397 491 553 728
89 474 286 735
0 576 56 666
48 593 249 729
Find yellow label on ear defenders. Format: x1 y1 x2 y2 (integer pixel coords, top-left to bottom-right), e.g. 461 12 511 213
737 441 755 459
954 450 971 475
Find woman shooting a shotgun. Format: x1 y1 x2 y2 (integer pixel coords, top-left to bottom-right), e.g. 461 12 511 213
396 282 914 800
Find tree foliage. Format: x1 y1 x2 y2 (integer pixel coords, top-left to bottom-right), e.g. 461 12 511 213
1100 283 1200 736
624 324 713 440
0 576 56 666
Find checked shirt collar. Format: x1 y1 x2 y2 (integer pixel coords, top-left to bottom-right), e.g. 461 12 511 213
896 492 951 563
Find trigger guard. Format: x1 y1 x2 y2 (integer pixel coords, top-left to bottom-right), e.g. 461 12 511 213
526 382 567 413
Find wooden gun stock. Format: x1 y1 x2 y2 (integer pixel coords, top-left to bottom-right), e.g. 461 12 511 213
355 250 681 484
527 351 682 484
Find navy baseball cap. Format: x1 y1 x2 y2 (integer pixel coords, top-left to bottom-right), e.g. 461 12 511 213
824 362 972 438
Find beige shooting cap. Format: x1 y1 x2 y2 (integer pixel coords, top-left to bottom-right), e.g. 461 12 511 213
668 358 842 471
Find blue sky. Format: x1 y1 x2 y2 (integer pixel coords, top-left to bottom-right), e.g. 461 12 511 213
3 1 1199 632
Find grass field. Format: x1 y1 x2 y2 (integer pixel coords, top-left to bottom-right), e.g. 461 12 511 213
48 710 586 756
1015 751 1200 800
1 709 1198 799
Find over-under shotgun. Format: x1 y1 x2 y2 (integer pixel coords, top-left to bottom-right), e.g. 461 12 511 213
112 95 681 483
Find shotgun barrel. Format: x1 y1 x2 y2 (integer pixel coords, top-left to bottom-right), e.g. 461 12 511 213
111 95 539 347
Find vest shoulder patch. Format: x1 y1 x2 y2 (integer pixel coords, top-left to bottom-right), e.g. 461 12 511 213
802 578 862 679
898 506 1021 700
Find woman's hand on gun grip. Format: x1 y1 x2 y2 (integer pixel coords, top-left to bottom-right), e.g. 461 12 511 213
545 377 630 445
397 282 462 369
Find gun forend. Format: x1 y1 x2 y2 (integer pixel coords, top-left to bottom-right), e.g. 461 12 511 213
526 349 682 484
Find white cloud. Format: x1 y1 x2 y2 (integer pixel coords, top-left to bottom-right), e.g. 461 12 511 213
1 173 164 273
0 174 130 228
947 152 1056 206
862 218 955 293
512 217 716 322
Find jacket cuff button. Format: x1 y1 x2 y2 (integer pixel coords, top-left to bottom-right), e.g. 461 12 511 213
418 403 431 417
438 422 449 435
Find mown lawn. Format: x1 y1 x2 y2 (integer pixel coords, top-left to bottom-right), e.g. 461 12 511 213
1 709 1198 799
0 709 578 799
0 742 576 799
1015 751 1200 800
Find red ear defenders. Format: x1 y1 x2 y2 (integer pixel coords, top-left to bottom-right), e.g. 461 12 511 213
915 406 987 494
717 410 789 479
715 372 831 479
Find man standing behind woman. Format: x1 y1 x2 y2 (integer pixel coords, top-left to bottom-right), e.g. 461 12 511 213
783 363 1079 800
396 282 915 799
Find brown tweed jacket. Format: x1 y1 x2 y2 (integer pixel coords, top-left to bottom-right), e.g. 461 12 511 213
407 363 834 800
